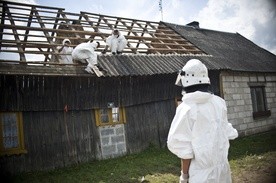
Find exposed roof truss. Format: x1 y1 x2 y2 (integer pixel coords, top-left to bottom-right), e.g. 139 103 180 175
0 1 206 64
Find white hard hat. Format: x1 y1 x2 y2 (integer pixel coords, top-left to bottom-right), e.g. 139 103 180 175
175 59 210 88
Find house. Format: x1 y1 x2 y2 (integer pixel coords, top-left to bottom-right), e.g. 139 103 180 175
0 1 275 174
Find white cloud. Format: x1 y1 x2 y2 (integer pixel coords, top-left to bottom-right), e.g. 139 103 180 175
193 0 276 54
171 0 180 9
112 0 160 21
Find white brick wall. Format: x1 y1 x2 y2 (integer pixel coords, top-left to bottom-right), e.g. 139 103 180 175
222 72 276 136
98 124 127 159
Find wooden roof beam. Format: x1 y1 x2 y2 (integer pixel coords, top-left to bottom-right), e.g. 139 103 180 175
1 24 190 43
44 9 62 62
4 3 26 62
81 12 102 34
134 21 150 48
1 0 64 10
33 8 57 57
81 11 159 27
0 3 6 50
100 15 114 30
119 20 149 53
23 6 35 51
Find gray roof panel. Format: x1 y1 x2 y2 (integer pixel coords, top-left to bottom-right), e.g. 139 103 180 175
165 22 276 72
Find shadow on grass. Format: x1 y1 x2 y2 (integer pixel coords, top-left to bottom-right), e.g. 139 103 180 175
229 130 276 160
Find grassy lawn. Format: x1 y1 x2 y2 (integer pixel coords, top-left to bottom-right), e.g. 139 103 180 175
11 130 276 183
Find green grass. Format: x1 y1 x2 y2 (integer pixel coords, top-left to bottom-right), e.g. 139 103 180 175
229 130 276 160
11 130 276 183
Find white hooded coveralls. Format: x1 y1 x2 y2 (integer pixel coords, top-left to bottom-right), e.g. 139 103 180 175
57 39 73 64
71 42 98 68
167 91 238 183
106 32 127 53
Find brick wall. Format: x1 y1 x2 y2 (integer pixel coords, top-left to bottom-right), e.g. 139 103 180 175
98 124 127 159
221 71 276 136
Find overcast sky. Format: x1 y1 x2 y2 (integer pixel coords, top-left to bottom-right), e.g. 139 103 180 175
6 0 276 54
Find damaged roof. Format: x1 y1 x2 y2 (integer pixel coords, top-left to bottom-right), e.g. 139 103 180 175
0 54 211 77
0 1 276 77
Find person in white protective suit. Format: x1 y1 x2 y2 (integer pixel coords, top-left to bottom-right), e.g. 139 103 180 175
57 39 73 64
167 59 238 183
102 29 127 55
72 40 104 76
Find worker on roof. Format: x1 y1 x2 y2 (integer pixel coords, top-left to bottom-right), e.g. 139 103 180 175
72 39 105 77
102 29 127 55
56 22 72 45
70 20 85 46
57 39 73 64
167 59 238 183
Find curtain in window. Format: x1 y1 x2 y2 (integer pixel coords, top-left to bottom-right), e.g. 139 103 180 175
2 113 19 149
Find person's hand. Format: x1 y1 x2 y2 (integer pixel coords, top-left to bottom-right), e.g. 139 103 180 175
179 171 189 183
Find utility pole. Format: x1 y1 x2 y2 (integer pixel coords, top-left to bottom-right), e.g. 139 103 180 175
159 0 163 21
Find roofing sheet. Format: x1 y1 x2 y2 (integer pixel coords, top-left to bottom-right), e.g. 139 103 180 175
1 22 275 76
165 22 276 72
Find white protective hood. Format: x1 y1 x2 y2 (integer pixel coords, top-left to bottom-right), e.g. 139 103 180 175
62 38 71 45
167 91 238 183
106 31 127 46
71 42 98 65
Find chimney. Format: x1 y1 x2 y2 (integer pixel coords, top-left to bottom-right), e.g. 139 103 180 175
186 21 200 28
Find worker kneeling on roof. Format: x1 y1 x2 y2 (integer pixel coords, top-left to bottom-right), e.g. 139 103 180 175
167 59 238 183
72 39 104 76
102 29 127 55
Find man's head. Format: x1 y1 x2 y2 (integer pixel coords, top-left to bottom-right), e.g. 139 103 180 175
113 29 119 37
175 59 210 88
62 39 71 46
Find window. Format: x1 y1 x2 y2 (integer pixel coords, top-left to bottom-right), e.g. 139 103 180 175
0 112 27 156
250 86 271 119
95 107 126 126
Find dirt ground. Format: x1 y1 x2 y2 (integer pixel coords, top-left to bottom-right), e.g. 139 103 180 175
232 156 276 183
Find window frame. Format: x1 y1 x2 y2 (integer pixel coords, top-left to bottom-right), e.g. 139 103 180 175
95 107 126 127
0 112 27 156
249 83 271 119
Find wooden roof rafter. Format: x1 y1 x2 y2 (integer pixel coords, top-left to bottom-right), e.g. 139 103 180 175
0 0 207 65
0 3 6 50
33 7 70 64
152 24 205 54
22 6 35 52
44 9 62 62
2 3 26 62
60 11 83 33
33 7 58 50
